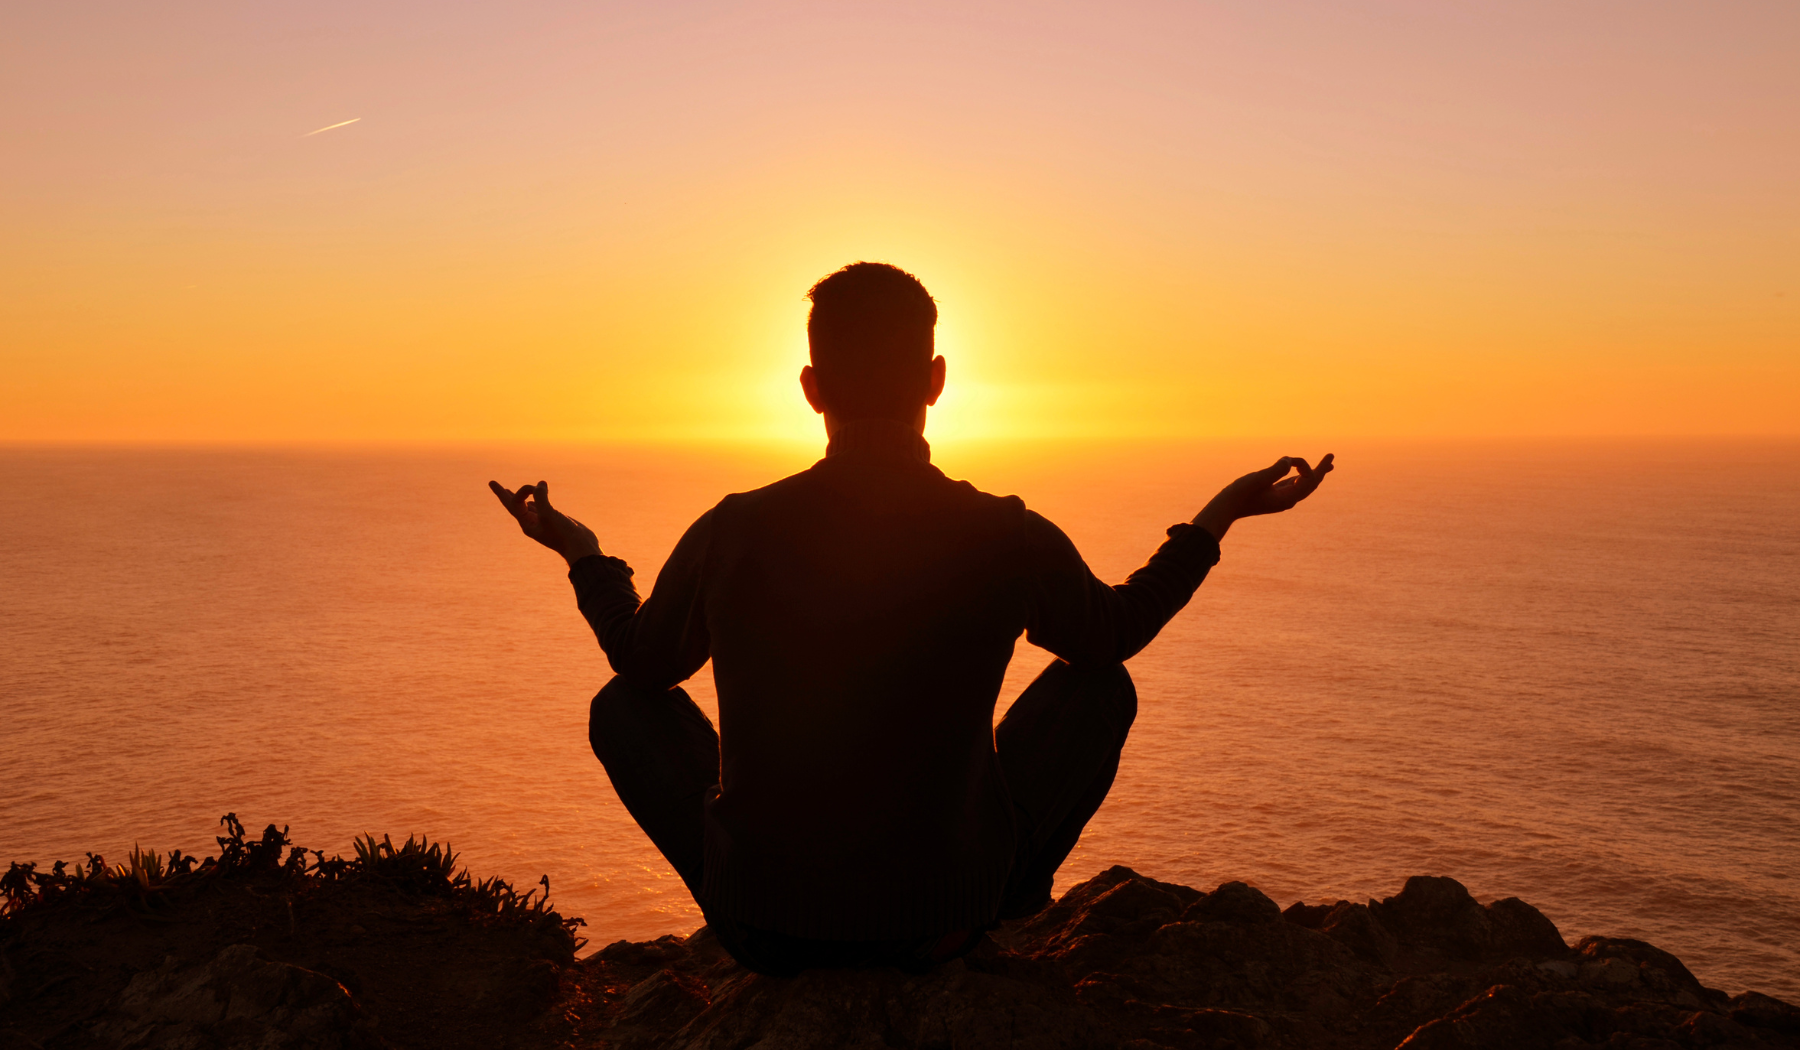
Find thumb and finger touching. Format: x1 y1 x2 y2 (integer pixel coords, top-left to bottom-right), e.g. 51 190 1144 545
1306 453 1337 491
489 480 535 523
490 479 599 565
1295 453 1337 498
487 480 514 511
1235 452 1337 515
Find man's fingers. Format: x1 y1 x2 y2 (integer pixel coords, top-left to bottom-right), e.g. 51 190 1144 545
1287 453 1336 499
534 482 575 523
489 480 526 517
1252 457 1293 483
1302 453 1336 492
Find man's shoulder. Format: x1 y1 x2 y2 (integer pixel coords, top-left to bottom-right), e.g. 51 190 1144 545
938 474 1028 517
708 464 820 510
712 462 1028 521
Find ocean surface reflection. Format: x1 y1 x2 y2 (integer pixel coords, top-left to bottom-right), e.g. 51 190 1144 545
2 440 1795 999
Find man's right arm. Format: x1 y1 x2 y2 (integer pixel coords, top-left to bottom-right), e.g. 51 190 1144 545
489 477 711 689
568 509 715 690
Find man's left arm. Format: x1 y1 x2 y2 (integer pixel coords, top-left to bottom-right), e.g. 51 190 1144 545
1022 513 1221 667
1023 453 1334 666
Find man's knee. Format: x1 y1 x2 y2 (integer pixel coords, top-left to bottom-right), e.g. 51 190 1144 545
589 675 666 762
587 677 714 897
588 675 719 787
588 675 648 761
1101 663 1137 735
1055 661 1137 738
1087 662 1137 739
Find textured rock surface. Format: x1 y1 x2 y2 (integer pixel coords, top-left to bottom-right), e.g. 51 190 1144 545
89 943 377 1049
6 863 1796 1049
0 863 580 1050
572 868 1800 1050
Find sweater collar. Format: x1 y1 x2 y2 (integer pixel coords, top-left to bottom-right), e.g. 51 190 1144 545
824 418 933 465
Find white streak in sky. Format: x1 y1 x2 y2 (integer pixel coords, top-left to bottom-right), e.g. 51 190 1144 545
303 118 361 137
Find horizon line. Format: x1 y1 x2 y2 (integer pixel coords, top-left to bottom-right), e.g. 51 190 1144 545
3 433 1798 451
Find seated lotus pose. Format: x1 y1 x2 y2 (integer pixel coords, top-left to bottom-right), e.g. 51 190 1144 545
491 262 1332 976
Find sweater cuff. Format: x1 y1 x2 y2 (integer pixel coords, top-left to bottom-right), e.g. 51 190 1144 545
1162 522 1222 571
567 552 634 590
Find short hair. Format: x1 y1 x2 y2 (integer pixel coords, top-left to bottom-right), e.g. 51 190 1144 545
806 262 938 422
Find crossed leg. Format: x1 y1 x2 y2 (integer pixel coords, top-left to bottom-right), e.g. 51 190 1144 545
586 657 1137 969
994 660 1139 919
586 676 717 897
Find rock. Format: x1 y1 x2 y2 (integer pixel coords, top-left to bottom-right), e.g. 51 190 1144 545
662 957 1107 1050
1394 982 1599 1049
90 943 377 1050
1010 870 1197 977
1676 1007 1763 1046
1321 902 1400 967
1181 881 1282 926
599 933 694 968
1485 897 1569 959
607 968 715 1047
570 868 1800 1050
1371 875 1567 963
10 857 1795 1050
1362 972 1479 1037
1575 937 1711 1007
1733 991 1800 1036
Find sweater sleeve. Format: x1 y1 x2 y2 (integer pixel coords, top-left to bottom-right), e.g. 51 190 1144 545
1021 511 1220 667
567 507 715 690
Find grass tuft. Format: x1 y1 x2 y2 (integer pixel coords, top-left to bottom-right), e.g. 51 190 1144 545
1 813 587 951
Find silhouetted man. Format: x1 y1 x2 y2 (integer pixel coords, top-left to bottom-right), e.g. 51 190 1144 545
492 262 1332 975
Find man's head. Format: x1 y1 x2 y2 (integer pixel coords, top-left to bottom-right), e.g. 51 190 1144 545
800 262 946 428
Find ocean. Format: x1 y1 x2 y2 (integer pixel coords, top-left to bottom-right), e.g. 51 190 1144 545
2 440 1795 999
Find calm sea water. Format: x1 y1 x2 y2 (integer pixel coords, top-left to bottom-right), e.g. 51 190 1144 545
2 441 1796 998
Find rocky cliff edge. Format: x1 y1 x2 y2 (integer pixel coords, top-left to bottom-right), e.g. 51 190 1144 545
3 822 1795 1050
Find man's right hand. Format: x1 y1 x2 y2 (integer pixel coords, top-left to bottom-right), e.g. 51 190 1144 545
489 480 603 566
1192 454 1335 542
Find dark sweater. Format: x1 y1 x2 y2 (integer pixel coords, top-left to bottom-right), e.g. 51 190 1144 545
568 419 1220 939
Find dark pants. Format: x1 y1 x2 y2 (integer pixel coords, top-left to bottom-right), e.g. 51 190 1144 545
587 659 1137 974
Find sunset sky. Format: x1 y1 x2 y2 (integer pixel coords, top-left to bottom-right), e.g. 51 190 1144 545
3 1 1796 445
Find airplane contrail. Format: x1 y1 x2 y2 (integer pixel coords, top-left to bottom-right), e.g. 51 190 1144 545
303 117 361 137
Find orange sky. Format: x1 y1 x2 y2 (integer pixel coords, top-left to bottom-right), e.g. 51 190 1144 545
3 1 1796 445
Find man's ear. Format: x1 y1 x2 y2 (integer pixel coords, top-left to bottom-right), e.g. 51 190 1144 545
925 355 947 407
800 364 827 415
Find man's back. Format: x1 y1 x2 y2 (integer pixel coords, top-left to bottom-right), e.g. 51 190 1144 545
572 419 1221 939
492 260 1331 970
704 423 1028 937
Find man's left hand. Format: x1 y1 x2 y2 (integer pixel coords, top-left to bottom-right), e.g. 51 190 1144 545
1193 453 1335 541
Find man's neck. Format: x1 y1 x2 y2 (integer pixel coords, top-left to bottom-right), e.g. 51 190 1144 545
820 406 928 441
823 418 933 464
